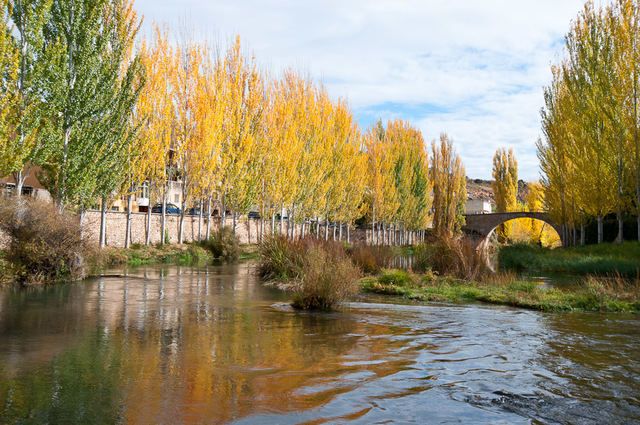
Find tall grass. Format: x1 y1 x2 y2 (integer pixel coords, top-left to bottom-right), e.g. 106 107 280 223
412 237 490 280
259 236 361 310
348 245 394 274
499 242 640 277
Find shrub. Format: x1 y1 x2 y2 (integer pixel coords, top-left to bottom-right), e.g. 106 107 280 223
348 245 393 274
291 244 361 310
0 200 90 284
378 269 415 287
260 236 361 310
201 226 240 262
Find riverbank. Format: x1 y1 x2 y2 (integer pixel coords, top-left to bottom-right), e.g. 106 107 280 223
499 242 640 277
361 269 640 313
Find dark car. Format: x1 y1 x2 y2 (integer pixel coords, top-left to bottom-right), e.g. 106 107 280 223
248 211 261 219
186 207 202 216
151 203 181 215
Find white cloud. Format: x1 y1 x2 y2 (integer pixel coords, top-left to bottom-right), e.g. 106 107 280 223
135 0 585 180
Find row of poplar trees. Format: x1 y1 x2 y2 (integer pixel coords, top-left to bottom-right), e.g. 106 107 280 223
538 0 640 244
0 0 469 247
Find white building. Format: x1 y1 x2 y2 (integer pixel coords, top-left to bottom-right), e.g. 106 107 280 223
465 199 493 215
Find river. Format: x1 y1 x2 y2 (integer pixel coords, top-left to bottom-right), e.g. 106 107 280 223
0 263 638 424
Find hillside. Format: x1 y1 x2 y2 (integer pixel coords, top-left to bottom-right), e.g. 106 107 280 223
466 178 529 203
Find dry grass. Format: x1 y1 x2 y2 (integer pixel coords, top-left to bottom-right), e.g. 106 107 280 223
259 236 361 310
413 237 490 281
348 245 394 274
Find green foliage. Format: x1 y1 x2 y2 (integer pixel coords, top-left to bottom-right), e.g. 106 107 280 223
378 269 415 287
362 271 640 313
0 199 90 283
38 0 143 209
498 242 640 277
201 226 240 262
97 243 212 269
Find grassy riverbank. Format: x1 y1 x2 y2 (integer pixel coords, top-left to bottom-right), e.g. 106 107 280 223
499 242 640 277
361 269 640 313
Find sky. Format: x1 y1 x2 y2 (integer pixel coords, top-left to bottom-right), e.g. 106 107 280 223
135 0 586 180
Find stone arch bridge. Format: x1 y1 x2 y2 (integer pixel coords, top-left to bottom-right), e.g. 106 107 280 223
463 212 563 245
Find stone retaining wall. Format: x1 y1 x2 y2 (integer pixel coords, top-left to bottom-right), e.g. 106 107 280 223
81 211 367 247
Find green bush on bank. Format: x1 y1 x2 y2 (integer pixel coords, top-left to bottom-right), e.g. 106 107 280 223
99 243 213 268
499 242 640 277
361 269 640 313
200 226 240 262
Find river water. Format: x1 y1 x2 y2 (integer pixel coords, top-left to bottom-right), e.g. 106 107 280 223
0 264 638 424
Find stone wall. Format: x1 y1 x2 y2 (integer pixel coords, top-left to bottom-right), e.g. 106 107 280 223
81 211 368 247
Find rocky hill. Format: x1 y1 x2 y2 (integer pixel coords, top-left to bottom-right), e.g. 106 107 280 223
466 178 529 204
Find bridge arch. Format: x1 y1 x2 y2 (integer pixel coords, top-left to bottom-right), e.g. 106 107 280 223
463 212 563 246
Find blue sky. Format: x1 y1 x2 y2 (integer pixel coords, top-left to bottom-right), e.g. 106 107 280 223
135 0 586 180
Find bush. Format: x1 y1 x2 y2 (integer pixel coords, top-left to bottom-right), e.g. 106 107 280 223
348 245 393 274
378 269 415 287
259 236 361 310
291 244 361 310
0 200 90 284
201 226 240 262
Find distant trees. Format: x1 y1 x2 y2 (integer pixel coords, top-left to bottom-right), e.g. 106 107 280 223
0 0 480 247
539 0 640 243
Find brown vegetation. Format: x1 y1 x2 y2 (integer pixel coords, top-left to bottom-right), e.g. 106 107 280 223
0 200 91 284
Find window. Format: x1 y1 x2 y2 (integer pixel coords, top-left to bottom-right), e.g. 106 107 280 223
138 182 149 199
174 194 180 204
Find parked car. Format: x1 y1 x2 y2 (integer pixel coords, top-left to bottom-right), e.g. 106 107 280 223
248 211 261 219
186 207 202 216
151 203 181 215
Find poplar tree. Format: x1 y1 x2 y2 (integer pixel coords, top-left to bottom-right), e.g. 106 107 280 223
0 0 19 177
430 134 466 238
491 147 518 240
1 0 51 195
38 0 142 211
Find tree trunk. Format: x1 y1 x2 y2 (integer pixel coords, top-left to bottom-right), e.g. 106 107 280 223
232 212 237 235
13 169 26 198
339 221 343 241
615 211 623 244
178 203 185 244
260 217 264 243
272 213 276 235
100 196 107 248
279 205 284 235
125 191 133 248
325 218 329 241
205 197 212 240
196 199 202 241
145 192 152 246
580 223 585 246
597 216 603 244
247 216 251 244
161 188 167 245
347 223 351 244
